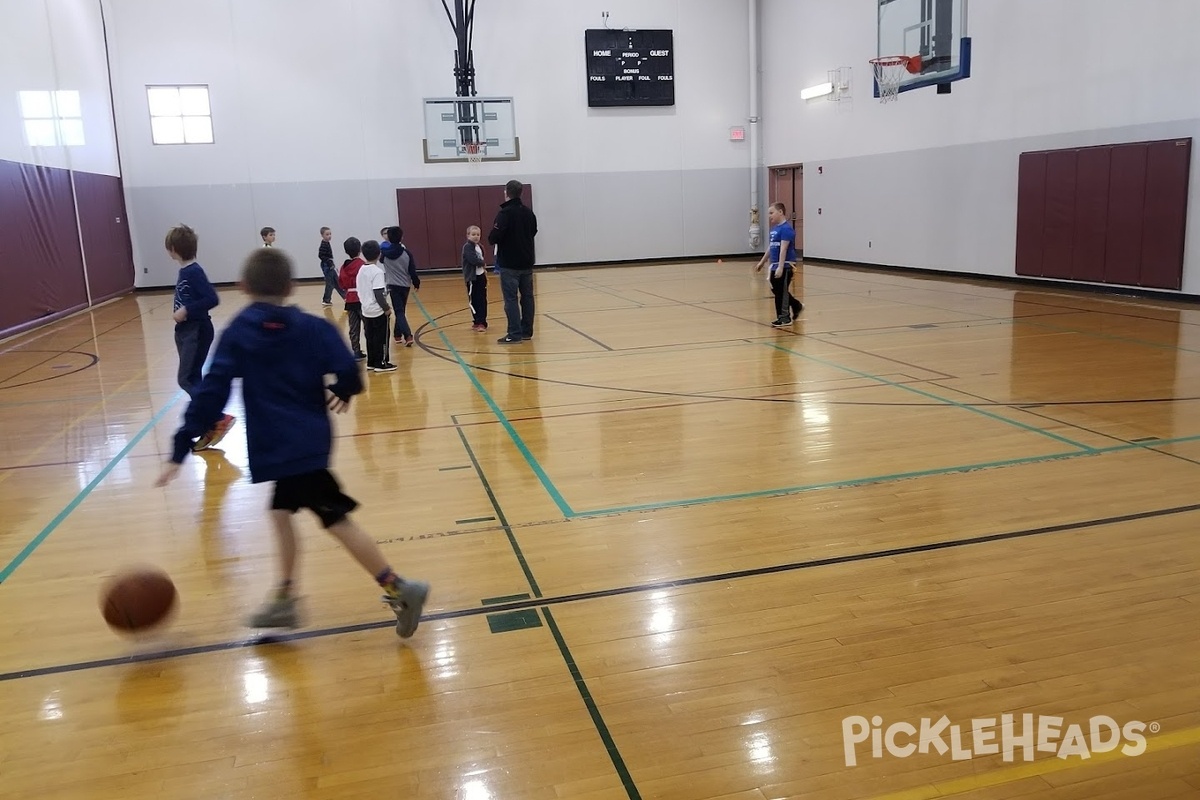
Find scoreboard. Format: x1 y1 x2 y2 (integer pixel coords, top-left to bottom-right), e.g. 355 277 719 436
585 29 675 108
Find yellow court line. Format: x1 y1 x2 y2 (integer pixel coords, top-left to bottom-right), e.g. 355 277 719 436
867 726 1200 800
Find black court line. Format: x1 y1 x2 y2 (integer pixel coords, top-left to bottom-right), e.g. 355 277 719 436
543 313 614 351
7 500 1200 684
804 263 1200 324
571 278 649 308
0 351 99 390
542 607 642 799
632 286 961 381
413 308 964 410
454 416 641 800
0 302 156 383
453 419 542 597
438 465 472 471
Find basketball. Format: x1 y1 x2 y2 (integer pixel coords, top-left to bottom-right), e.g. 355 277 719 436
100 567 178 633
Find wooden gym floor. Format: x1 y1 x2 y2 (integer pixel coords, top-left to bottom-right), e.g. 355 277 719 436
1 260 1199 799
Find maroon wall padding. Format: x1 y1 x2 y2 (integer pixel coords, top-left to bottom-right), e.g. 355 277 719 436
422 188 457 271
1141 139 1191 290
395 189 428 268
1041 151 1077 280
1103 144 1147 288
73 171 135 303
1016 138 1190 290
450 187 484 266
1015 153 1046 278
1071 147 1112 283
0 159 88 336
394 184 535 270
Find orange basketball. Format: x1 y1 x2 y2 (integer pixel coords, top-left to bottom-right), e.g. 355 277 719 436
100 567 178 632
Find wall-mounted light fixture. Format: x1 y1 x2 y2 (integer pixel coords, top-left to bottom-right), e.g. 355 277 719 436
800 82 834 101
801 68 853 104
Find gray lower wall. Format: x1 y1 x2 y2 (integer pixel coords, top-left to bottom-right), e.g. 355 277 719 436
805 119 1200 294
126 168 754 287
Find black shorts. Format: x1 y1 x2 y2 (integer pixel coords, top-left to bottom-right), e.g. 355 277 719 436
270 469 359 528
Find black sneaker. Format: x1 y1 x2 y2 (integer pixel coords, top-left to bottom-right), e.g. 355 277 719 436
791 302 804 317
521 334 534 341
374 363 397 373
771 316 791 327
497 335 522 344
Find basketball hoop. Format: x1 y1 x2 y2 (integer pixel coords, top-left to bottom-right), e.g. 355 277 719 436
869 55 921 103
465 142 484 163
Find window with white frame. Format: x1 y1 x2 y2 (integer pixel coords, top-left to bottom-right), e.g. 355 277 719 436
19 90 85 147
147 85 213 145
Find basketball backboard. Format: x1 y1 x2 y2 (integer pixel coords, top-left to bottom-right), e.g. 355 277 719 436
876 0 970 96
423 97 520 162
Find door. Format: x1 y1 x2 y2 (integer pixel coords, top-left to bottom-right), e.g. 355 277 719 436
768 165 803 256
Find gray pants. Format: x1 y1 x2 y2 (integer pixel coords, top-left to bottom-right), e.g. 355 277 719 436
175 318 215 397
499 268 534 339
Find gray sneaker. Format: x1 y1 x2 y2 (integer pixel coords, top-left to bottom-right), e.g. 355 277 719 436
383 580 430 638
247 596 301 629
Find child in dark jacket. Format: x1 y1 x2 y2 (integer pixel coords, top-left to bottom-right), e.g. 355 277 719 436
462 225 488 331
318 226 343 306
155 248 430 637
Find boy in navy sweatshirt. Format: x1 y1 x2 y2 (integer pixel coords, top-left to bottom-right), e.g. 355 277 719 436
155 248 430 637
166 223 234 451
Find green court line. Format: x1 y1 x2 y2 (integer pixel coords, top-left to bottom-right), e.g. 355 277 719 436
762 341 1097 451
574 432 1200 518
415 297 573 517
0 391 184 584
414 293 1194 523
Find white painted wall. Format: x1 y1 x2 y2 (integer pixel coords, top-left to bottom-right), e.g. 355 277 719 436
762 0 1200 292
0 0 120 175
102 0 756 285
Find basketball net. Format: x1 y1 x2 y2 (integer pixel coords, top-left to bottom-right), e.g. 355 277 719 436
870 55 921 103
465 143 483 163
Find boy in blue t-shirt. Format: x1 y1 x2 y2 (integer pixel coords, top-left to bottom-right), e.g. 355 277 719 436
754 202 804 327
155 248 430 638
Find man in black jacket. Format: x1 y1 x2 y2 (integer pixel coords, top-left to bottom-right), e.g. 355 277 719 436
488 180 539 344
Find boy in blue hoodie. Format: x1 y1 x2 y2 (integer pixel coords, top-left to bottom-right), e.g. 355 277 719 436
155 248 430 637
167 223 234 451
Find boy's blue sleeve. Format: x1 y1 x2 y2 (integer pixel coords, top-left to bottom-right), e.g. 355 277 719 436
170 330 236 463
322 321 363 401
185 266 220 317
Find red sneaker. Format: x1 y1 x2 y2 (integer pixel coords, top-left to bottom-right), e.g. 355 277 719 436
205 414 237 448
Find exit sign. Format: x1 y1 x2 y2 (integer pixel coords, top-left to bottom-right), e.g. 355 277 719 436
729 126 746 141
